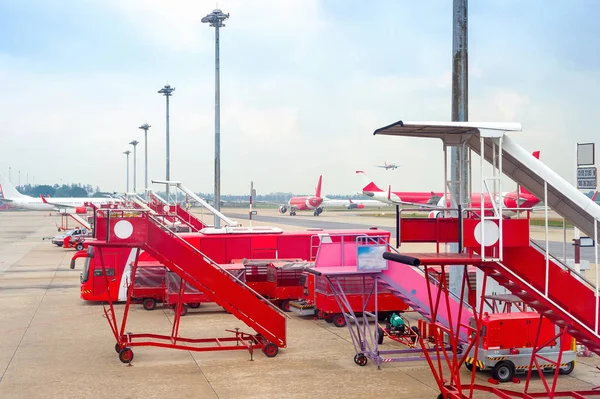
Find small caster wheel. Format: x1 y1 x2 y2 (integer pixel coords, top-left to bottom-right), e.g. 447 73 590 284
118 347 134 363
353 353 367 366
332 313 346 327
279 300 290 312
115 343 122 353
263 343 279 358
75 243 84 251
142 298 156 311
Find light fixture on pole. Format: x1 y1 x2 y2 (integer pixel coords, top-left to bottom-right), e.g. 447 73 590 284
158 85 175 201
123 150 131 192
202 8 229 228
138 123 151 198
129 140 139 193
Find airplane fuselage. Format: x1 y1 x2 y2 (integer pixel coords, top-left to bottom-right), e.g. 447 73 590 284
288 196 323 211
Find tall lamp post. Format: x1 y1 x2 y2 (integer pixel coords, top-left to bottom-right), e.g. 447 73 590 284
158 85 175 201
202 8 229 228
129 140 139 193
138 123 151 198
123 150 131 192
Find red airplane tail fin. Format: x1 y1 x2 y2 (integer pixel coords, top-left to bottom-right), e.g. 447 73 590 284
591 191 599 202
518 151 541 196
315 175 323 198
356 170 384 192
40 194 48 203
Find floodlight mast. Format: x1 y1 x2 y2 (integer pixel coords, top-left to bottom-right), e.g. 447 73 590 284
202 8 229 228
138 123 151 198
129 140 139 193
158 85 175 201
123 150 131 192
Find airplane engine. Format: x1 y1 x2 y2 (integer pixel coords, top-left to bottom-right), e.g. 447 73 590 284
356 204 365 209
278 205 288 214
75 207 87 214
428 211 442 218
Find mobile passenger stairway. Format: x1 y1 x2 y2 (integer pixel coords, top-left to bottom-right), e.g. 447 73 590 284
89 208 288 363
370 121 600 398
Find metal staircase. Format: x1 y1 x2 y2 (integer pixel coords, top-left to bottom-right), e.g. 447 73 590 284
485 245 600 356
95 210 287 348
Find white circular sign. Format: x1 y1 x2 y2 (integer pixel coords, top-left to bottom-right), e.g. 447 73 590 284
473 220 499 247
163 205 170 212
114 220 134 239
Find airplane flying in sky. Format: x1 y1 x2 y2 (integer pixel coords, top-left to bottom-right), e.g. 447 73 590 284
357 152 550 217
375 161 400 170
0 175 115 212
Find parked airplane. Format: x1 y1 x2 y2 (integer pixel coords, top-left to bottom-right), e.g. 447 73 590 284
0 175 115 212
357 171 442 206
322 197 389 209
375 161 400 170
358 151 547 217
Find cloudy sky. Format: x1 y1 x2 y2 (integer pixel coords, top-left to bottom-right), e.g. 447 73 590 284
0 0 598 196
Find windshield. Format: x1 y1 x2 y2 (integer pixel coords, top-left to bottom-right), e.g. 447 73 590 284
81 247 93 283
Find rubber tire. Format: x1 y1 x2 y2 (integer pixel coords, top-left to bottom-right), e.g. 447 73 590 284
189 303 200 309
179 304 188 316
492 361 515 383
376 326 385 345
263 343 279 358
325 314 334 323
353 353 368 366
75 243 84 251
56 243 63 247
465 362 473 371
279 300 290 312
142 298 156 311
118 348 134 363
332 313 346 328
558 361 575 375
410 326 420 343
115 343 122 353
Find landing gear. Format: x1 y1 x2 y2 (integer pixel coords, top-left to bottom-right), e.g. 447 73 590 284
313 207 323 216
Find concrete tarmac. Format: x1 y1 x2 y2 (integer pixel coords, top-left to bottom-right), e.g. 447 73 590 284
0 211 599 398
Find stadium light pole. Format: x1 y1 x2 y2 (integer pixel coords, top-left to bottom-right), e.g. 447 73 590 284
123 150 131 192
202 8 229 228
158 85 175 201
138 123 151 198
129 140 139 194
